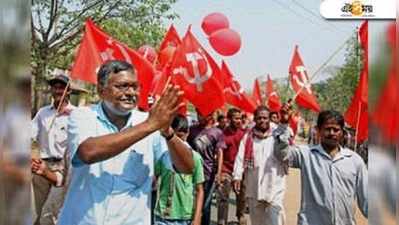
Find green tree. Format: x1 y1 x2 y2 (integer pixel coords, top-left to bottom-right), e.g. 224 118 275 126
31 0 178 113
316 31 362 114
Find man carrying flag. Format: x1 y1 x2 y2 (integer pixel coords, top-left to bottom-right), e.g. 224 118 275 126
274 110 368 225
31 74 76 225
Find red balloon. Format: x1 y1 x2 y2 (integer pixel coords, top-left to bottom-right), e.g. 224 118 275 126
201 12 229 36
138 45 157 63
158 45 177 66
209 28 241 56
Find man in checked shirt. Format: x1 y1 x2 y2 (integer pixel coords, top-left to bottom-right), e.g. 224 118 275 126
273 110 367 225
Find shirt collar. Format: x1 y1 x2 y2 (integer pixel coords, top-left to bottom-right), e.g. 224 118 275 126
51 102 74 115
311 144 353 161
51 101 73 108
95 102 135 131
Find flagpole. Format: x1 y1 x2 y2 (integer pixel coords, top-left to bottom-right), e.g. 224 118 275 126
0 129 5 225
354 101 362 151
49 80 71 130
354 25 362 152
292 34 354 102
265 75 269 107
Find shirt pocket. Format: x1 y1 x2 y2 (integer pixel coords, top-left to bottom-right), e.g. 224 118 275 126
336 168 356 198
121 150 150 187
54 123 68 146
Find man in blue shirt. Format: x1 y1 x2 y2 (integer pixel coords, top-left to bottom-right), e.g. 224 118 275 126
57 60 194 225
273 110 368 225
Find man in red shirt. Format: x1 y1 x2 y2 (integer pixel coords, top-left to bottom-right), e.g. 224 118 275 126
217 108 247 225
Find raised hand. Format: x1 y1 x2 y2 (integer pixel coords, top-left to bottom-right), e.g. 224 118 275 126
273 124 291 145
147 83 184 131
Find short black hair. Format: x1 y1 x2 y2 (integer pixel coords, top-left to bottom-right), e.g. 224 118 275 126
270 111 279 117
317 110 345 129
227 108 241 119
217 114 226 122
254 105 269 117
97 60 134 87
171 114 189 133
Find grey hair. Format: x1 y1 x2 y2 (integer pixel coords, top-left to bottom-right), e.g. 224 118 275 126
254 105 269 117
97 60 134 87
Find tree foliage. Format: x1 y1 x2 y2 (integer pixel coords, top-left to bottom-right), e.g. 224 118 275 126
315 32 362 114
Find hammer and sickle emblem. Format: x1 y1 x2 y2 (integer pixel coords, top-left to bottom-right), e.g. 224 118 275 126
172 49 212 92
100 40 133 65
224 81 242 99
270 91 278 97
294 66 312 94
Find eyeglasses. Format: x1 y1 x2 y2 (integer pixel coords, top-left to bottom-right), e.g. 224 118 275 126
111 82 140 92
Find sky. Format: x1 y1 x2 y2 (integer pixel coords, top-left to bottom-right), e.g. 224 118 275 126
164 0 391 90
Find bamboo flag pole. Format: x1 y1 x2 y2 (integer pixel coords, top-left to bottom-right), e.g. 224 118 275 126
353 24 363 152
0 135 5 225
49 80 71 130
354 101 362 152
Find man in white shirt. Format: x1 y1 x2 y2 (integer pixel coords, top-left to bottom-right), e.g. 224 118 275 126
31 74 75 225
233 106 286 225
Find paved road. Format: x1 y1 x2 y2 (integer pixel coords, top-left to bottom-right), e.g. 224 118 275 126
210 168 368 225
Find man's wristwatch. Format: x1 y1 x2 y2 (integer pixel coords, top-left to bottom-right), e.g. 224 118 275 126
162 131 175 141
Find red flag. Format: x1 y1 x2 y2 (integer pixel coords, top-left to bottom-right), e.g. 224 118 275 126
252 79 262 106
158 25 182 69
288 46 320 112
344 21 368 143
265 74 282 112
218 61 256 113
70 20 101 84
71 19 155 110
289 111 300 136
150 64 188 116
372 69 398 143
371 22 398 143
169 28 225 116
159 24 181 51
151 67 171 97
152 25 182 94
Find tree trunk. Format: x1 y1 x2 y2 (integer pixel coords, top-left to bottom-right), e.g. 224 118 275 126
32 43 49 116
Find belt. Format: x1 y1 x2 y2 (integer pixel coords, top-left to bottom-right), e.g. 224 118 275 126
41 157 63 162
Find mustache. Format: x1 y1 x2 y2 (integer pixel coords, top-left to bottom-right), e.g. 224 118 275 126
119 96 137 103
323 137 339 144
325 135 339 140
